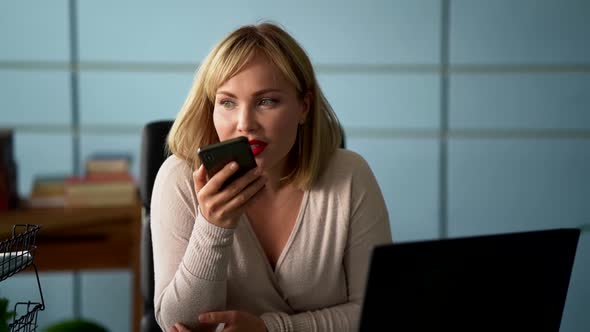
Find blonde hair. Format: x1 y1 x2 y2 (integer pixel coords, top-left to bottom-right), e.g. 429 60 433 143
167 22 342 189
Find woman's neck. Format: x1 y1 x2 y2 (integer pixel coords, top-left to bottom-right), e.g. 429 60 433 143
260 159 292 193
253 165 300 204
247 176 302 218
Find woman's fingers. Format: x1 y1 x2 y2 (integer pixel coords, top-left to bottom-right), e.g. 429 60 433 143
206 161 240 192
205 167 263 209
204 168 265 221
195 162 264 228
195 162 238 216
170 323 191 332
221 166 262 197
192 165 208 193
222 174 267 212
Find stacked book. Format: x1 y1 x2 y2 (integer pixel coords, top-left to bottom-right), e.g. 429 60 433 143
28 154 138 208
65 154 138 207
29 175 66 208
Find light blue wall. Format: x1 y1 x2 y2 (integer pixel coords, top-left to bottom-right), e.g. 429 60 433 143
1 1 588 331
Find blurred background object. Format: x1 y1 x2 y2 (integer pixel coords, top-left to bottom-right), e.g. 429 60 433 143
43 318 109 332
0 0 588 331
0 130 18 211
63 153 137 208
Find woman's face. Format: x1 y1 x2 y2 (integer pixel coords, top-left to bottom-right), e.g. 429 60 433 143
213 54 309 177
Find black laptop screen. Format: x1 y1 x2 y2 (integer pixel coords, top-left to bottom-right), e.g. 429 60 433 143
358 228 580 331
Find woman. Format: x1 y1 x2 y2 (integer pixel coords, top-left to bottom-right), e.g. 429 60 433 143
151 22 392 332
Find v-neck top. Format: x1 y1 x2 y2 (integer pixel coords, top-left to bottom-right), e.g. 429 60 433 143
151 149 392 332
241 189 309 274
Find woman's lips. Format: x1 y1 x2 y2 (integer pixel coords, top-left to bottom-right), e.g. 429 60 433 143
249 139 267 157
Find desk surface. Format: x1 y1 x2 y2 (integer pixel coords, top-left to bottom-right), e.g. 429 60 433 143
0 205 140 234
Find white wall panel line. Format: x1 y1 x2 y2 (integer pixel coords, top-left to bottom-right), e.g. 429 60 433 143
4 61 590 74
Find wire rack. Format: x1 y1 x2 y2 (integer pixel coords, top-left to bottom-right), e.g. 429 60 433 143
0 224 45 332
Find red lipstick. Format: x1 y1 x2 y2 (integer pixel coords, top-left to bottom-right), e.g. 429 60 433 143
249 139 267 157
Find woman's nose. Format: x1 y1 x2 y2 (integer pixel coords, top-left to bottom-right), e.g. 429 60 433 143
236 108 258 133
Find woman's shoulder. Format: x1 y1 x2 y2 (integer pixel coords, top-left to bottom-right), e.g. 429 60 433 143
317 148 373 185
158 154 193 178
327 148 371 172
153 154 194 191
331 148 368 165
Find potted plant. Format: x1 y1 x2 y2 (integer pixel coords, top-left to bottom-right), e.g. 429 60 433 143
0 298 15 332
44 318 109 332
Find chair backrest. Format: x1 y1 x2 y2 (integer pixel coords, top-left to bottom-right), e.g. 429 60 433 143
138 120 345 332
139 120 174 332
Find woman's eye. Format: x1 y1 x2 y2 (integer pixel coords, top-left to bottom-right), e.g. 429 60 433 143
220 100 236 109
259 98 277 107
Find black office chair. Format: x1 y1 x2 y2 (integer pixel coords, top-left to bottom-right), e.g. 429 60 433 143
138 120 345 332
139 120 174 332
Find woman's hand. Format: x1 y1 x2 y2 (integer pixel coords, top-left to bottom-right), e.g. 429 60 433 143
194 162 266 229
168 310 266 332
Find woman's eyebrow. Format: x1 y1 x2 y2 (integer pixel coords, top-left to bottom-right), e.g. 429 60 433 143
216 88 283 98
252 88 282 96
216 90 237 98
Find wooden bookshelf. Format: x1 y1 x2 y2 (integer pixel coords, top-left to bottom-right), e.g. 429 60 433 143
0 204 142 332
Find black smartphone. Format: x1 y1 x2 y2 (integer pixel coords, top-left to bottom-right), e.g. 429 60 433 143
197 136 257 189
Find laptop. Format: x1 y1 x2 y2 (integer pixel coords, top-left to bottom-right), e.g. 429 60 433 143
358 228 580 332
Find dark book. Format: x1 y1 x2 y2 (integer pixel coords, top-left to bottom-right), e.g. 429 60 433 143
0 129 18 210
0 129 14 163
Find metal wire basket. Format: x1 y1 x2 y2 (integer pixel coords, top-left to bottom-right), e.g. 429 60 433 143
0 225 39 281
8 299 44 332
0 225 45 332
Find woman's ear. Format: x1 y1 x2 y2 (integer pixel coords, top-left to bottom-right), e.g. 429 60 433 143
299 91 312 124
